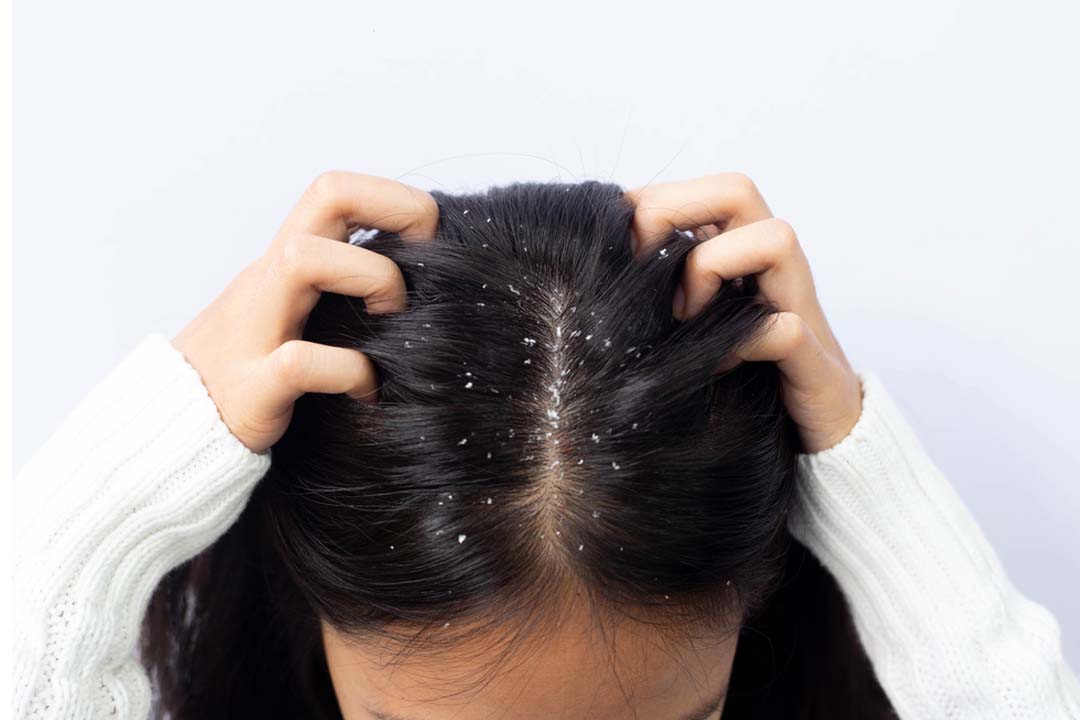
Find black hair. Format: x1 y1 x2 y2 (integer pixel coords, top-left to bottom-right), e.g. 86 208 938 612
142 180 894 719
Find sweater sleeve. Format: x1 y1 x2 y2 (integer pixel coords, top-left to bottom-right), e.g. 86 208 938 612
12 333 273 720
788 370 1080 720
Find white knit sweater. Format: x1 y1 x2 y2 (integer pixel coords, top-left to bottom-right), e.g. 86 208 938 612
11 333 1080 719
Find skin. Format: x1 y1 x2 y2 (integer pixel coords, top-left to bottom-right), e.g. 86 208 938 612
321 605 738 720
172 170 862 718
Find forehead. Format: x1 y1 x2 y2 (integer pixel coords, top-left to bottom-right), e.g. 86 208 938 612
321 603 738 720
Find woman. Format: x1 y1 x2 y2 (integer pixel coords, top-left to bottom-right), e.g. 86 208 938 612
12 172 1079 719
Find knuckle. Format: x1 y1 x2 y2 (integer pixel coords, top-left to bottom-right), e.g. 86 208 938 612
719 172 758 198
765 217 800 254
777 311 810 345
270 341 311 387
414 189 440 220
683 246 707 276
633 205 670 235
274 236 311 279
308 170 348 199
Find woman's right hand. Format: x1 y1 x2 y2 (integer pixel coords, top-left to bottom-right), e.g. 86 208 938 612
172 171 439 454
624 173 863 455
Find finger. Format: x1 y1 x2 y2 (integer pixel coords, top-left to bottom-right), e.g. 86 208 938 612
277 171 439 243
624 173 773 256
677 217 815 321
258 341 380 421
678 217 844 363
264 234 408 332
724 312 834 394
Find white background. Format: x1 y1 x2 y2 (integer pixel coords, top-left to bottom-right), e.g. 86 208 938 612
14 0 1079 666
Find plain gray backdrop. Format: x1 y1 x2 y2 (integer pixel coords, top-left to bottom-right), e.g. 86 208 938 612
14 0 1079 665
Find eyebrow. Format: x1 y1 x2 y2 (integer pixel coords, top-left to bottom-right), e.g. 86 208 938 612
367 682 728 720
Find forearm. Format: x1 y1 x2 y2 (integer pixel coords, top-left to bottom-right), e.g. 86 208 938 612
13 334 272 720
789 370 1080 719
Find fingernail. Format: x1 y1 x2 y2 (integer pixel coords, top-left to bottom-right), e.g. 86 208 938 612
672 283 686 320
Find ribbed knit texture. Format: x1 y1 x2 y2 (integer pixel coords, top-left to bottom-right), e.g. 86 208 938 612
12 334 272 719
789 371 1080 719
11 335 1080 718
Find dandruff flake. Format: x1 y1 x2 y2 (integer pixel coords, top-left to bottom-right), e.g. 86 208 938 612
465 382 474 389
458 438 469 445
458 533 467 544
612 461 621 469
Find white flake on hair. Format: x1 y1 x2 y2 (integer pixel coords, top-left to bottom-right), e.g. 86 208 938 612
612 461 620 469
577 458 584 464
524 358 532 364
465 382 473 389
444 622 451 628
585 334 593 341
603 338 611 348
458 533 467 543
659 248 668 258
463 209 470 215
458 438 468 445
508 284 521 295
591 433 600 443
486 451 492 459
578 544 584 551
476 302 486 307
486 497 493 504
404 341 413 348
523 337 537 347
486 217 492 222
632 423 638 430
390 545 395 550
592 510 600 519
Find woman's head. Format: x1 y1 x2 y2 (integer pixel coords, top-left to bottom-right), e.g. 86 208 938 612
143 180 890 719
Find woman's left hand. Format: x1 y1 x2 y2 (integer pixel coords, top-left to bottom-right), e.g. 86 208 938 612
624 173 862 454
